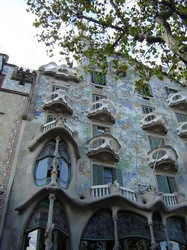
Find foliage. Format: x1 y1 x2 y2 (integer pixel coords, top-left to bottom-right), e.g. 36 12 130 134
26 0 187 87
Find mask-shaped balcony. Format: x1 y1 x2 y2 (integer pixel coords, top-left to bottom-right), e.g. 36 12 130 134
43 89 73 115
87 99 116 124
140 112 167 135
87 134 121 162
148 145 178 172
167 92 187 111
177 121 187 140
39 62 81 83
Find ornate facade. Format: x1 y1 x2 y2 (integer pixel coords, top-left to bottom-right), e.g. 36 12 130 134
0 53 187 250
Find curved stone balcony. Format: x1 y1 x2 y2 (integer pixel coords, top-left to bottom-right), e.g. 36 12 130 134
87 99 116 124
167 92 187 110
43 89 73 115
147 145 178 172
177 121 187 140
87 134 121 162
140 112 167 135
39 62 81 83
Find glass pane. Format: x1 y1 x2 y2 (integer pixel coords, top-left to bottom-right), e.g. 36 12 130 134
35 158 48 179
25 228 45 250
92 71 106 86
156 175 170 193
176 113 187 122
148 136 164 150
104 169 113 184
53 230 67 250
58 158 69 187
92 94 106 102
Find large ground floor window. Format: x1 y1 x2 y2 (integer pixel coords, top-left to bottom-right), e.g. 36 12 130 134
24 228 68 250
80 238 151 250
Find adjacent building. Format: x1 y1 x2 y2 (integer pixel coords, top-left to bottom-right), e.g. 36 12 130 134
0 53 187 250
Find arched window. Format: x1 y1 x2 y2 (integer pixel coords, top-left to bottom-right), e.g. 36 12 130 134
35 139 71 188
24 200 69 250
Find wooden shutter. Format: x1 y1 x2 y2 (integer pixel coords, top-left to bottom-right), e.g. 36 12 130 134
168 176 177 193
156 175 170 193
93 165 104 185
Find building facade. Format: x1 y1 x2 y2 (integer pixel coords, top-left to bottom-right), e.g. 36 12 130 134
0 53 187 250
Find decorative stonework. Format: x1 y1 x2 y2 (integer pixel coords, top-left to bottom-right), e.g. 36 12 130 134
12 67 37 85
0 94 28 236
39 62 81 83
140 112 167 135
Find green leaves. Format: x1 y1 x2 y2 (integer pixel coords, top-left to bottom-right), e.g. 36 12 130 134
26 0 187 87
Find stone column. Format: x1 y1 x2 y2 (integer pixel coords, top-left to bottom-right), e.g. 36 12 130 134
148 222 158 250
112 209 121 250
45 193 56 250
50 137 61 186
163 223 172 250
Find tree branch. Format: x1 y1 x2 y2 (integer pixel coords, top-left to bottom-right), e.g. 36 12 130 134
76 13 125 32
110 33 125 49
135 33 165 44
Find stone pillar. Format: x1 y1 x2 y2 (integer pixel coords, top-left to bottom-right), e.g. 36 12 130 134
163 223 172 250
50 137 61 186
45 193 56 250
112 209 121 250
148 222 158 250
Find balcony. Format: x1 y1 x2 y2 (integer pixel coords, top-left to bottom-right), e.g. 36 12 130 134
39 62 81 83
140 112 167 135
164 193 177 206
87 99 116 124
87 134 121 162
43 117 74 137
177 122 187 140
90 184 136 201
167 92 187 111
43 89 73 115
147 145 178 172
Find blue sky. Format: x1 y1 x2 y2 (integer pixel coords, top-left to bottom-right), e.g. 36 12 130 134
0 0 61 69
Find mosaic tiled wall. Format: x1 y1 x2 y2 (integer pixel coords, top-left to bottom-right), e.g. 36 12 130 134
0 91 28 235
31 64 187 196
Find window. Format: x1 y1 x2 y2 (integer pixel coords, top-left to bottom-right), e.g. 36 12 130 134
25 229 68 250
92 71 106 86
142 105 155 114
138 83 153 98
176 112 187 122
148 135 165 150
92 94 106 102
156 175 177 193
24 200 69 250
93 164 123 186
46 115 56 123
93 125 110 137
35 140 70 188
51 85 69 100
52 85 68 92
165 87 178 95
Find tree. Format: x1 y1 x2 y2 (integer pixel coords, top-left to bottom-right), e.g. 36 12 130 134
26 0 187 88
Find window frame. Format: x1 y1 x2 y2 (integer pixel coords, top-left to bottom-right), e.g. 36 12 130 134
175 112 187 123
34 140 71 188
92 71 106 87
148 135 165 150
92 124 111 137
142 105 155 114
156 174 177 193
92 93 107 102
93 164 123 186
137 83 153 99
165 87 178 95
